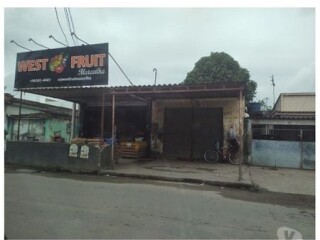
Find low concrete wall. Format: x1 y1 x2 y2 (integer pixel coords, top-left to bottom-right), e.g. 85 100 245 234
6 141 112 172
251 140 315 169
100 146 112 170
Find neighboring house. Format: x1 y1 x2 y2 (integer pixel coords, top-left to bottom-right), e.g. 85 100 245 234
249 92 315 169
273 92 315 113
5 93 75 142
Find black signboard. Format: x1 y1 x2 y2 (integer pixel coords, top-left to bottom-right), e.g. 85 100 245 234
14 43 108 89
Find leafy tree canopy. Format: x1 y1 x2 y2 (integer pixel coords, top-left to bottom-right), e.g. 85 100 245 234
183 52 257 103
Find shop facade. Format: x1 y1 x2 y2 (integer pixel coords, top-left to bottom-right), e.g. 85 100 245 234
15 83 245 168
8 43 246 170
151 96 245 159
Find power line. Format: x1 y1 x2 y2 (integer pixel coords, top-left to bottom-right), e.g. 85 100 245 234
64 8 76 46
54 7 69 46
71 32 89 45
72 32 134 86
109 53 134 86
68 8 79 45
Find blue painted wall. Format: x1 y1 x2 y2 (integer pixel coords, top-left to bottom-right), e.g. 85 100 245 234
45 118 71 142
252 140 315 169
7 117 72 142
302 142 315 169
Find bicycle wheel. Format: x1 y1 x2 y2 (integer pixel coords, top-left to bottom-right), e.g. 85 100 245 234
204 150 219 163
228 151 242 165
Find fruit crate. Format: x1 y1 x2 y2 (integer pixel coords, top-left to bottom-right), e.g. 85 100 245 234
120 141 147 158
71 138 103 146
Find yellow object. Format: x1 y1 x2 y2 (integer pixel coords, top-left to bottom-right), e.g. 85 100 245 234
120 141 147 150
120 141 147 158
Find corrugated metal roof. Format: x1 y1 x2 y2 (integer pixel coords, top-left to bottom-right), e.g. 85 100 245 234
5 93 73 115
250 111 315 120
9 111 72 119
271 111 315 120
281 92 315 96
18 82 245 91
17 82 246 105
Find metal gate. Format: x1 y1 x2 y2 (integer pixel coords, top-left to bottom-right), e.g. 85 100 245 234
251 127 315 169
164 107 223 159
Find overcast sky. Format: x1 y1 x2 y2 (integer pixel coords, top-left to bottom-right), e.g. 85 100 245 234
4 7 316 108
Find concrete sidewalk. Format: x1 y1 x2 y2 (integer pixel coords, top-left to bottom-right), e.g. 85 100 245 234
101 158 253 189
101 158 315 196
249 165 315 196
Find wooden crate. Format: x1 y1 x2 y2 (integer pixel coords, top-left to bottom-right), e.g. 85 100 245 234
87 138 103 146
71 138 103 146
71 138 86 145
120 141 146 158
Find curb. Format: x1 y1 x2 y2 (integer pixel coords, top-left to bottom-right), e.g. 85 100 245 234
247 166 268 192
5 165 255 190
99 171 255 190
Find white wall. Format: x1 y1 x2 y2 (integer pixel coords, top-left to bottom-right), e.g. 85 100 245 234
6 104 43 116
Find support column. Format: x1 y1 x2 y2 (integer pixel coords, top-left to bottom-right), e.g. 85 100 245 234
70 102 76 141
76 104 80 138
111 93 115 169
238 90 243 181
100 92 105 145
247 119 252 164
17 91 23 141
300 129 303 169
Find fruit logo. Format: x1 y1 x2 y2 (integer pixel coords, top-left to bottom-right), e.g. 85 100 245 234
49 53 69 74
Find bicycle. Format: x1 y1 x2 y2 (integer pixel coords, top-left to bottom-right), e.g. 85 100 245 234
204 141 242 165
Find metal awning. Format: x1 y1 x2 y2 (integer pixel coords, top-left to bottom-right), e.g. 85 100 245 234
17 83 246 105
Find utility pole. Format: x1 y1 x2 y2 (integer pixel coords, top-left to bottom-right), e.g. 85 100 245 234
153 68 157 86
271 75 275 106
263 97 269 111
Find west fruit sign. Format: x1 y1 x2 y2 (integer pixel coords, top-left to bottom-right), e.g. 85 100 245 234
14 43 108 89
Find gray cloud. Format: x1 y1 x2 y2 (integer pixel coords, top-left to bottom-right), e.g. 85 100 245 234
4 7 315 107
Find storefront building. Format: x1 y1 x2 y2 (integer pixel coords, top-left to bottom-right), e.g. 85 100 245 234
8 43 246 170
20 83 246 164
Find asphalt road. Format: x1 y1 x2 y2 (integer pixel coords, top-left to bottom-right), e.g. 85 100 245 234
5 169 315 239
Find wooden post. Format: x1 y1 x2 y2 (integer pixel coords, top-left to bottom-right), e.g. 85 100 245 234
70 102 76 142
300 129 303 169
17 91 22 141
247 119 252 164
190 100 194 159
238 90 243 181
111 93 115 169
100 92 105 145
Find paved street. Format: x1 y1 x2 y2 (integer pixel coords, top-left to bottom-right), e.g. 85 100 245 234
5 170 315 239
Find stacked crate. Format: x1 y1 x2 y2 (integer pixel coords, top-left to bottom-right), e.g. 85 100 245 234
120 141 147 158
71 138 104 146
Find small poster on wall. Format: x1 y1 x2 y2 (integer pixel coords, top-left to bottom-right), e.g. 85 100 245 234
80 145 89 159
69 144 78 157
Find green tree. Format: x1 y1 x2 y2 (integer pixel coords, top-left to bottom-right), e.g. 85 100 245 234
183 52 257 103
